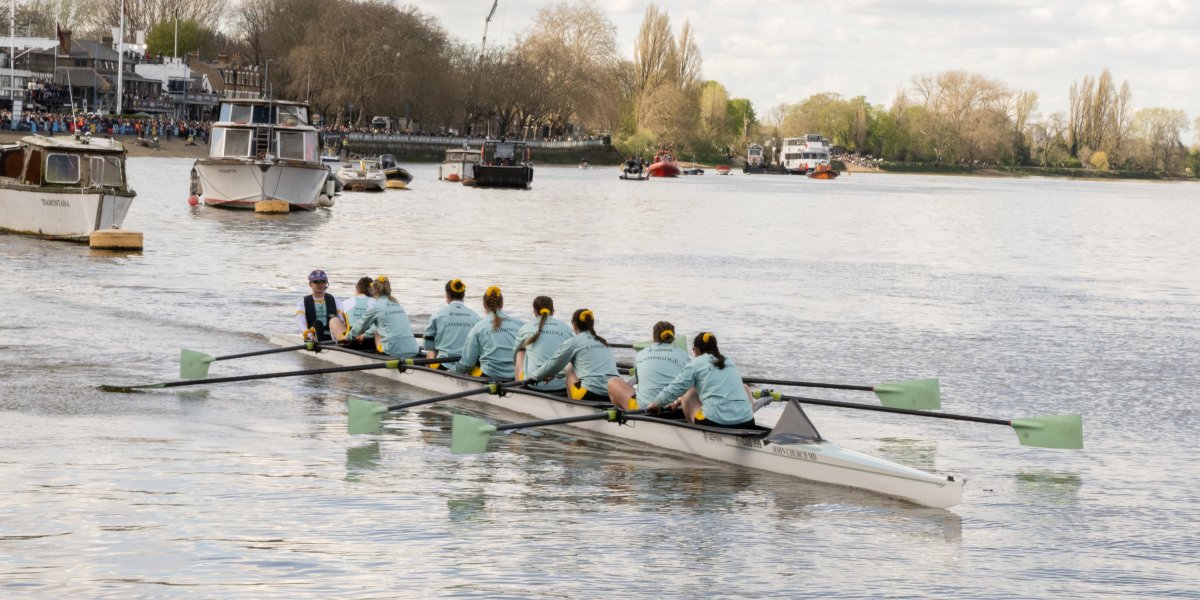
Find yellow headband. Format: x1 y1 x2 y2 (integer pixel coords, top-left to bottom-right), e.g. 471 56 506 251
660 329 674 341
539 308 551 315
485 285 501 297
376 275 389 283
579 309 593 322
702 332 713 343
450 279 465 293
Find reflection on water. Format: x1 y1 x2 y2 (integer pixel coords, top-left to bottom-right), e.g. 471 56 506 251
1 160 1197 596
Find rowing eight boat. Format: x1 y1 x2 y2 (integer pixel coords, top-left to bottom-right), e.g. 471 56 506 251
268 333 966 508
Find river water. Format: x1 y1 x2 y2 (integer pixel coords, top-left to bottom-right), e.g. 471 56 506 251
2 161 1198 598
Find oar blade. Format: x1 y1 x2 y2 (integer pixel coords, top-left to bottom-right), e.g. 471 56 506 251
180 349 216 380
873 378 941 410
1011 414 1084 449
347 398 389 435
450 414 498 454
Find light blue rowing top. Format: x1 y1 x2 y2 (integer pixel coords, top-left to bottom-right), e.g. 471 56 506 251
633 342 690 407
423 300 480 365
452 311 524 378
346 297 419 358
651 355 753 425
514 316 574 391
529 331 618 396
344 295 376 338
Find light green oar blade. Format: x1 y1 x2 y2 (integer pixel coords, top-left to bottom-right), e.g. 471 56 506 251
180 349 216 380
1011 414 1084 449
873 378 941 410
450 414 498 454
347 398 389 435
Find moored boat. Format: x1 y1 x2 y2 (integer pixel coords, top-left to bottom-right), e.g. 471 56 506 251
647 150 681 178
192 99 332 210
439 147 482 184
266 332 967 508
473 140 534 189
782 134 833 175
379 154 413 189
715 165 731 175
0 133 137 242
336 159 387 192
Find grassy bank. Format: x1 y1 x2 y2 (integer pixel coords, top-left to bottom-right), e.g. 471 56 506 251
877 161 1192 180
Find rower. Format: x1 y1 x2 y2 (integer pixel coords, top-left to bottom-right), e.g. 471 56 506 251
451 286 524 379
331 276 376 351
423 278 481 368
528 309 620 402
514 296 573 394
343 276 420 358
649 332 756 428
608 321 688 411
295 269 339 342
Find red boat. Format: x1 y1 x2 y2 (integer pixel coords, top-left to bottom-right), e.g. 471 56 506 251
647 151 681 177
807 164 840 179
715 165 731 175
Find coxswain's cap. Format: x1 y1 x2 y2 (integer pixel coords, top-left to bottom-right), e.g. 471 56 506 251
308 269 328 282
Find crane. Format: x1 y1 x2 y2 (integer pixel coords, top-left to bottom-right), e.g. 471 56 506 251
480 0 499 57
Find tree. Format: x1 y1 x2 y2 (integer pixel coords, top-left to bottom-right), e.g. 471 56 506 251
145 18 214 58
78 0 229 38
1131 107 1188 172
697 81 729 143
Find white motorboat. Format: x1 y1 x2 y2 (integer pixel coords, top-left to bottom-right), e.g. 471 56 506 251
0 134 136 241
438 147 481 184
192 99 334 210
781 133 834 175
336 159 387 192
267 333 967 508
619 159 647 180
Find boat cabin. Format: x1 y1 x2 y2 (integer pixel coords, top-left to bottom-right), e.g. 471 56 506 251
207 100 319 162
0 135 127 191
746 143 764 166
482 140 529 166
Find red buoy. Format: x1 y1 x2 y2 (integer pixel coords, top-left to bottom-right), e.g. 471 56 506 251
187 194 200 206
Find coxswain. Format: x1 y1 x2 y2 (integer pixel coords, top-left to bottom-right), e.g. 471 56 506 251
451 286 524 379
343 276 419 358
608 321 688 411
294 269 339 342
330 276 376 351
423 278 481 368
528 309 620 401
649 332 756 427
514 296 574 393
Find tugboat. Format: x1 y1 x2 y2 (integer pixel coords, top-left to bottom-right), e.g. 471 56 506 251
472 140 534 189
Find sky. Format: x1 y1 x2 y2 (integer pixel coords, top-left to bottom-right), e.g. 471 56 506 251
416 0 1198 123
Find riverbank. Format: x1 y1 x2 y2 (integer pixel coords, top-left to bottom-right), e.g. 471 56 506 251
874 161 1194 181
0 130 207 159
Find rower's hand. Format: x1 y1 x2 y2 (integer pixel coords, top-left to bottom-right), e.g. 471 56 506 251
645 403 661 414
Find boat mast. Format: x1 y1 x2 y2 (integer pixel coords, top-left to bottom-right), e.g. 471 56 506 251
116 0 124 115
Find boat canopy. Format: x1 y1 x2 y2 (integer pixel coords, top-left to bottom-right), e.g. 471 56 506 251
0 140 125 189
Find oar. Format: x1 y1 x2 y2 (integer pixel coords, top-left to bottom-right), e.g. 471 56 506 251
348 379 533 435
753 390 1083 449
742 376 942 410
451 408 648 454
101 355 457 393
180 341 335 379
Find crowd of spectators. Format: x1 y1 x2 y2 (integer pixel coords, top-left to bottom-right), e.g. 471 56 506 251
0 109 211 145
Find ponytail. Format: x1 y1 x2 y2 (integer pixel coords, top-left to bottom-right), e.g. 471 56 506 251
653 321 675 344
572 308 608 346
483 286 504 330
693 331 725 369
521 296 554 349
372 275 397 304
355 276 373 295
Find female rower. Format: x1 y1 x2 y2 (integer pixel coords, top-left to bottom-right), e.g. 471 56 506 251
528 309 620 401
423 278 481 368
608 321 688 411
343 276 420 358
294 269 339 342
331 276 376 350
452 286 524 379
649 332 756 428
514 296 573 393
